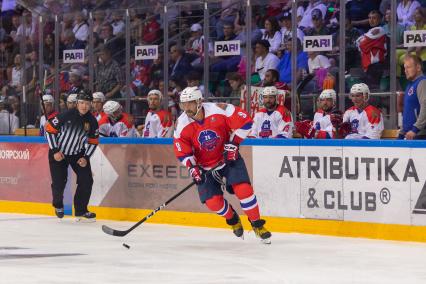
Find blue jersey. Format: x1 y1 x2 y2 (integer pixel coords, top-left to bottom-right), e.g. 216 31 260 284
403 75 426 133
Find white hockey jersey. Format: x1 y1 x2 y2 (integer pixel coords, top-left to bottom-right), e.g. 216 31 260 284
249 105 293 138
143 109 173 138
98 112 137 137
312 109 336 139
343 105 384 139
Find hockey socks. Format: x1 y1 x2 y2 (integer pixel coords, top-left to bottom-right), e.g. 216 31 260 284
232 183 260 222
205 195 234 219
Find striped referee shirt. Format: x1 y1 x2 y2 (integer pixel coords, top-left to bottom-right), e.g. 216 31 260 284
45 108 99 157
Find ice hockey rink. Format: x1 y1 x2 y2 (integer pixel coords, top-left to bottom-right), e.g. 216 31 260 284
1 213 426 284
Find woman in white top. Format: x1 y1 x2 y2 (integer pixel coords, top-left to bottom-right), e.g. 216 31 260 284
72 11 89 42
397 0 421 27
261 17 282 54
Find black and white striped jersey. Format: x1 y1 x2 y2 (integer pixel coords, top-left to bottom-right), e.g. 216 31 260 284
45 108 99 157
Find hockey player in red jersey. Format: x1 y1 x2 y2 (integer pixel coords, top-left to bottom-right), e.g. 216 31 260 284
342 83 384 139
99 100 137 137
173 86 272 243
142 89 173 138
296 89 343 139
249 86 293 138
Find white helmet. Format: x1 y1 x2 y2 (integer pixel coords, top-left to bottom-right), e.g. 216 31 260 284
319 89 337 102
180 87 203 103
350 83 370 100
42 94 54 103
262 86 278 97
147 89 163 101
103 100 121 115
67 93 78 103
92 92 105 102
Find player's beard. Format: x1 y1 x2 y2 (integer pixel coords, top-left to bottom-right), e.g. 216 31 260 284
264 101 276 110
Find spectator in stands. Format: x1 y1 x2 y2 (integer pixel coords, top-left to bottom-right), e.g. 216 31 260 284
95 47 123 99
64 67 84 96
227 72 245 106
342 83 384 139
15 10 35 43
304 9 331 37
346 0 381 33
0 98 19 135
111 10 125 36
43 33 55 66
254 39 280 81
186 70 209 98
9 14 21 41
215 0 239 39
356 10 387 88
93 10 106 36
62 29 85 51
0 36 18 76
99 23 125 63
92 92 106 121
277 37 309 86
399 54 426 140
187 23 207 65
141 12 160 44
278 11 304 50
72 11 89 42
299 0 327 31
397 0 421 27
338 16 363 72
142 90 173 138
66 93 77 110
7 95 20 119
301 51 332 94
2 53 23 97
249 86 293 139
169 43 193 79
99 100 137 137
261 16 282 54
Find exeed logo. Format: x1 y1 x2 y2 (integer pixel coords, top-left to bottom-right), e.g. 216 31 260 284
128 164 190 179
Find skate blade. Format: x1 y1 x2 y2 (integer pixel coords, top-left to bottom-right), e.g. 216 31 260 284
75 217 96 223
261 238 271 245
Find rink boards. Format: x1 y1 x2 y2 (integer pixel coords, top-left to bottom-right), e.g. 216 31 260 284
1 137 426 242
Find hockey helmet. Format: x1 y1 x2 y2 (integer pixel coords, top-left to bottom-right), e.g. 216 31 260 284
67 93 78 103
350 83 370 100
180 87 203 103
319 89 336 102
147 89 163 101
92 91 105 102
42 94 54 103
262 86 278 97
103 100 121 115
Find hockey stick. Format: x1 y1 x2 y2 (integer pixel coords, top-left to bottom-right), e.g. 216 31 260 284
38 70 48 121
102 163 223 237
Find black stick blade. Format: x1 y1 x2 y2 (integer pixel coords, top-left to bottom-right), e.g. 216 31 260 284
102 225 127 237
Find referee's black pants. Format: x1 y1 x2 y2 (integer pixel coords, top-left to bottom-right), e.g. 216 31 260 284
48 150 94 216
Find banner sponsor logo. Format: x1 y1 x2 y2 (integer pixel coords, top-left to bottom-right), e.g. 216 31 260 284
0 149 30 160
63 49 85 63
214 40 240 56
135 45 158 60
404 30 426 48
303 35 333 51
240 86 288 117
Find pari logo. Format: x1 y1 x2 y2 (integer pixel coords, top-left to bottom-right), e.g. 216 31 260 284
303 35 333 52
404 30 426 48
198 130 221 151
135 45 158 60
214 40 241 56
63 49 85 63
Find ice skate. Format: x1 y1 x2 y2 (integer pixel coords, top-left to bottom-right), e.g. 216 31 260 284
226 212 244 239
75 211 96 222
55 208 64 219
250 219 271 244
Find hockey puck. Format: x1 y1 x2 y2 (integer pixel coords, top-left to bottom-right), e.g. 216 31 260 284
122 243 130 249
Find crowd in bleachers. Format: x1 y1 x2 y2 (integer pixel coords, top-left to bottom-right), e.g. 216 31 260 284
1 0 426 139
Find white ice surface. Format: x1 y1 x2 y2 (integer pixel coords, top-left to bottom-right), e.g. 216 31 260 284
0 213 426 284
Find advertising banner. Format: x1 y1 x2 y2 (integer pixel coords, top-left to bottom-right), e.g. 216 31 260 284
240 86 288 118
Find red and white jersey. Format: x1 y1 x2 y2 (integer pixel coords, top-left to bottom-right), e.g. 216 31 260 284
173 103 252 169
40 111 59 136
92 111 107 122
313 109 335 139
98 112 137 137
250 105 293 138
143 109 173 138
343 105 384 139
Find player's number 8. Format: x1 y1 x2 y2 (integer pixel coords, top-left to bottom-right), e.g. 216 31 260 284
175 142 182 152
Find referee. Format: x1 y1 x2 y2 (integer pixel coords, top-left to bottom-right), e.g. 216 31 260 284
45 90 99 221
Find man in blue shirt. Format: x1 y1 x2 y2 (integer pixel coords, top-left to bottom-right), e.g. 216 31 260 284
399 54 426 140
